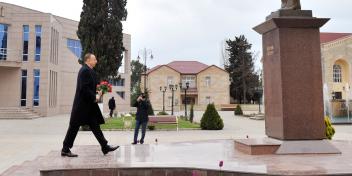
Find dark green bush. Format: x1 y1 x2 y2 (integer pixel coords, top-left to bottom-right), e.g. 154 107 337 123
200 104 224 130
80 125 90 131
157 111 168 115
148 125 155 130
147 100 155 115
234 104 243 115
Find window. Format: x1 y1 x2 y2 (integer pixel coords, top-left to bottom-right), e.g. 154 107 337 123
205 76 211 87
333 92 342 100
206 96 211 104
182 75 196 88
118 51 125 73
333 65 342 83
22 25 29 61
49 70 58 107
50 28 59 64
167 76 174 87
116 91 125 99
35 25 42 62
0 23 8 60
0 6 4 17
67 39 82 59
33 69 40 106
21 70 27 106
109 78 125 86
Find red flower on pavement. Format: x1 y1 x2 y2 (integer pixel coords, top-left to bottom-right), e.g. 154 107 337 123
219 160 224 168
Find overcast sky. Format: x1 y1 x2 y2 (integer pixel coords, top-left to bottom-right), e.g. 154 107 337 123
2 0 352 70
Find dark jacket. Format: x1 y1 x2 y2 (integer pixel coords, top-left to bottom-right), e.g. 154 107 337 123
70 64 104 126
108 98 116 110
133 100 149 122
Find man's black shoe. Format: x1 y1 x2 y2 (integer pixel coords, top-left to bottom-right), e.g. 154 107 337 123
131 142 138 145
102 145 119 155
61 150 78 157
140 140 144 144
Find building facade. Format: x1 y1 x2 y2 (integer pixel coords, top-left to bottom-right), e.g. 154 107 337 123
321 33 352 100
0 2 131 117
141 61 230 111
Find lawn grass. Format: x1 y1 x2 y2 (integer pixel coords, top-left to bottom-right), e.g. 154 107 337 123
100 116 200 130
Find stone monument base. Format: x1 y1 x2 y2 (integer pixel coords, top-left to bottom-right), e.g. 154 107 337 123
235 138 341 155
234 138 281 155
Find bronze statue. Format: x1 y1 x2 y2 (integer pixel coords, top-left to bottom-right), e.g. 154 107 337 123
281 0 301 10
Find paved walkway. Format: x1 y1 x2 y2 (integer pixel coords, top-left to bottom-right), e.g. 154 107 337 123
0 111 351 173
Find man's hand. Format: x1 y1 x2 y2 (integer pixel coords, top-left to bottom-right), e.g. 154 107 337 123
96 94 101 103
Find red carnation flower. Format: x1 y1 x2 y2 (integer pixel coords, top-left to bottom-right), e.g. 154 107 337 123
219 160 223 167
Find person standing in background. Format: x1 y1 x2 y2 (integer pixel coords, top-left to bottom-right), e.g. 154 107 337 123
108 97 116 118
132 93 149 144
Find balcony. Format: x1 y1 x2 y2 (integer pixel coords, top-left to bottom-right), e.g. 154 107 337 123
0 48 22 68
185 88 198 95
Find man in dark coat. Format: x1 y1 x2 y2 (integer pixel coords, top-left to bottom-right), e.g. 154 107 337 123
61 53 119 157
108 97 116 118
132 93 149 144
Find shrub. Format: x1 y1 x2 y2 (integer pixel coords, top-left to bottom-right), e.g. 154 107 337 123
234 104 243 115
80 125 90 131
200 104 224 130
157 111 168 115
148 125 155 131
147 100 155 115
190 104 194 123
325 116 335 140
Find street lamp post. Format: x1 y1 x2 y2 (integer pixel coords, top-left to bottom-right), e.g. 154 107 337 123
179 82 190 118
160 86 167 112
137 48 153 94
169 84 178 115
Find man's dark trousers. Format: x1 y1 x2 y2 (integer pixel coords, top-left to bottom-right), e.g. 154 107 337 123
133 120 148 143
63 122 107 150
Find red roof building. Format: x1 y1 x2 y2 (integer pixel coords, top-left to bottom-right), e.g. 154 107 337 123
320 33 352 44
142 60 230 111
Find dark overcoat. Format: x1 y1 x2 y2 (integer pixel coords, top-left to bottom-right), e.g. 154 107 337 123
70 64 104 126
133 100 149 122
108 98 116 110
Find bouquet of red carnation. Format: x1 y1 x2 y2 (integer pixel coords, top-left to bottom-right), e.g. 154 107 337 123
97 81 112 94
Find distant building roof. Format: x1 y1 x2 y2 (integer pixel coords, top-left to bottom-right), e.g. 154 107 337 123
320 33 352 44
166 61 209 74
146 61 226 75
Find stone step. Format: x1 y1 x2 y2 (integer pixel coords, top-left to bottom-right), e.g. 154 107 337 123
0 111 37 115
1 156 46 176
0 116 39 119
0 111 37 114
0 110 41 119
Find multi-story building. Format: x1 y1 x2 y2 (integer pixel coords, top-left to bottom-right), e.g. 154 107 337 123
0 2 131 118
141 61 230 111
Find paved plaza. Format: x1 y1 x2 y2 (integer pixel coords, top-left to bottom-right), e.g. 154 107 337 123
0 111 351 174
